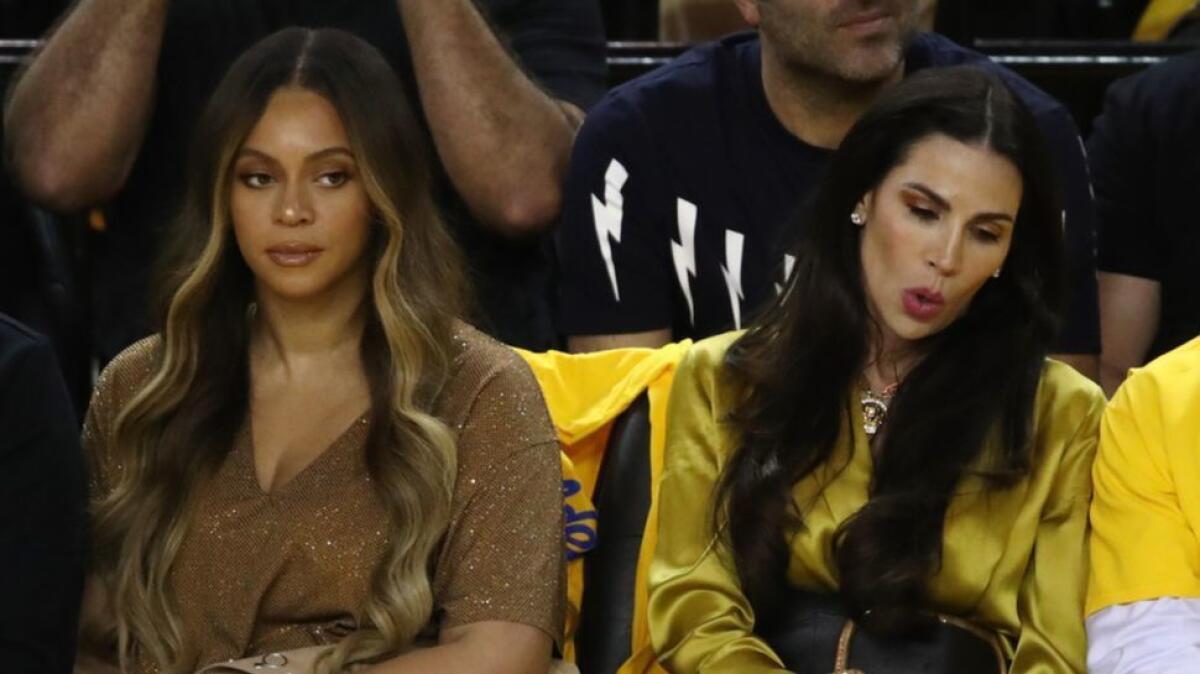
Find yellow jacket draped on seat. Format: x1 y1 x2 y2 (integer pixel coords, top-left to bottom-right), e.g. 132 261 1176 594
518 342 690 673
648 332 1105 673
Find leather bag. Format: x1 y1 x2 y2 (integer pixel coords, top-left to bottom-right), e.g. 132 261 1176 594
195 646 334 674
195 647 581 674
759 589 1007 674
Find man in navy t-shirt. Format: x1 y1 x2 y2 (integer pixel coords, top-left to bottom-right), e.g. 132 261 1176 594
1088 49 1200 396
559 0 1099 378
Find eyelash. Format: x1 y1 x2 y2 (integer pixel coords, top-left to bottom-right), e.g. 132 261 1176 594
317 171 349 187
908 204 1004 242
237 170 351 188
240 172 274 188
909 205 938 222
972 228 1002 243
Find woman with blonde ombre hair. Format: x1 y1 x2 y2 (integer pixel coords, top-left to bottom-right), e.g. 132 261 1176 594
76 28 563 674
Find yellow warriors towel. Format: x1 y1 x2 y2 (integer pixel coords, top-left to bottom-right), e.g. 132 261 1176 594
519 343 692 674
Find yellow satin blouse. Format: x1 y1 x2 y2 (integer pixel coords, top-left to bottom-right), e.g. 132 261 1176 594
647 332 1105 674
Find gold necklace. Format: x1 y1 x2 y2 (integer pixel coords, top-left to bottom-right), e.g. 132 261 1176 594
860 381 899 438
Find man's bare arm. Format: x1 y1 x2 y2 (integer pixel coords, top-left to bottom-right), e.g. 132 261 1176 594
1051 353 1099 385
1098 272 1161 397
3 0 169 213
569 329 673 353
399 0 585 237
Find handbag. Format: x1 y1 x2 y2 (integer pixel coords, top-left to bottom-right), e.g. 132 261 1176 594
195 646 334 674
758 588 1007 674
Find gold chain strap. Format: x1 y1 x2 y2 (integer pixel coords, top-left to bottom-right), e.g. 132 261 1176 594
828 615 1006 674
831 620 865 674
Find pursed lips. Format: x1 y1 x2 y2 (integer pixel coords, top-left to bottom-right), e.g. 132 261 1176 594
901 286 946 322
907 286 945 304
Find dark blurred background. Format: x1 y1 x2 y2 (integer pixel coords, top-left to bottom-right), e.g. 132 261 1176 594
2 0 1197 409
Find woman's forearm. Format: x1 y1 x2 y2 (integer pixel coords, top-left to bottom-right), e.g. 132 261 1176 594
359 621 552 674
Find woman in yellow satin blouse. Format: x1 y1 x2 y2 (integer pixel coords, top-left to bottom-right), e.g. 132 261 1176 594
648 67 1105 673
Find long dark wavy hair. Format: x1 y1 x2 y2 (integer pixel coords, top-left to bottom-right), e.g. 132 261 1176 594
88 28 467 673
716 66 1064 634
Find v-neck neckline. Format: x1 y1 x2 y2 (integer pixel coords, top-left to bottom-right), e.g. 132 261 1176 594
239 410 370 498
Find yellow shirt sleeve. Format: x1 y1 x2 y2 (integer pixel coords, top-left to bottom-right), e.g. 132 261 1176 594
1133 0 1196 40
1088 359 1200 615
647 338 791 673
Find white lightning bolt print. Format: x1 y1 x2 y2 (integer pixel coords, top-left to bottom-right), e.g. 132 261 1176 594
591 159 630 302
671 199 699 326
775 253 797 295
721 230 746 329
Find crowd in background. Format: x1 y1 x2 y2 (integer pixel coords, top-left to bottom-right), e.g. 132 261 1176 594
2 0 1199 389
2 1 1200 673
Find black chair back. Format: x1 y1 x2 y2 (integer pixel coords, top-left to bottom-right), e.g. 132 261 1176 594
574 392 652 674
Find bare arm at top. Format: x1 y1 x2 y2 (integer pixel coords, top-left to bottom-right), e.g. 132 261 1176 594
398 0 585 237
3 0 169 213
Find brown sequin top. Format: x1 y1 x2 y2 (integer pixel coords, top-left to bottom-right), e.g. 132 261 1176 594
82 324 564 673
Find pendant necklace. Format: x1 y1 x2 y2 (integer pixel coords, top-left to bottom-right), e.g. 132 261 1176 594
860 380 900 438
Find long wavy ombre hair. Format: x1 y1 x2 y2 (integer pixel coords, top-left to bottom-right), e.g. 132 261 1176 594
88 28 467 673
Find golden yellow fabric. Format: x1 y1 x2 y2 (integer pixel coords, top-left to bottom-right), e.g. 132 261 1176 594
649 332 1105 673
518 342 691 673
1088 337 1200 615
1133 0 1197 40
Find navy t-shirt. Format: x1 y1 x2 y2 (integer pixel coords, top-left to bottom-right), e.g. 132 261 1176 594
559 32 1100 354
1089 49 1200 360
92 0 607 361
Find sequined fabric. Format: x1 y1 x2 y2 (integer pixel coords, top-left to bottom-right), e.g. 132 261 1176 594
82 324 565 673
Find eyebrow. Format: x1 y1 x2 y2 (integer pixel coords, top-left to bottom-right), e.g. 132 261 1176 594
901 181 1015 225
235 146 355 162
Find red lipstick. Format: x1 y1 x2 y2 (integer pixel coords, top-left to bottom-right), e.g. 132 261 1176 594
901 288 945 322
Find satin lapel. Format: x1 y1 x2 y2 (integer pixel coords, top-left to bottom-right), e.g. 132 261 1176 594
933 430 1032 613
786 393 873 589
817 393 873 526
